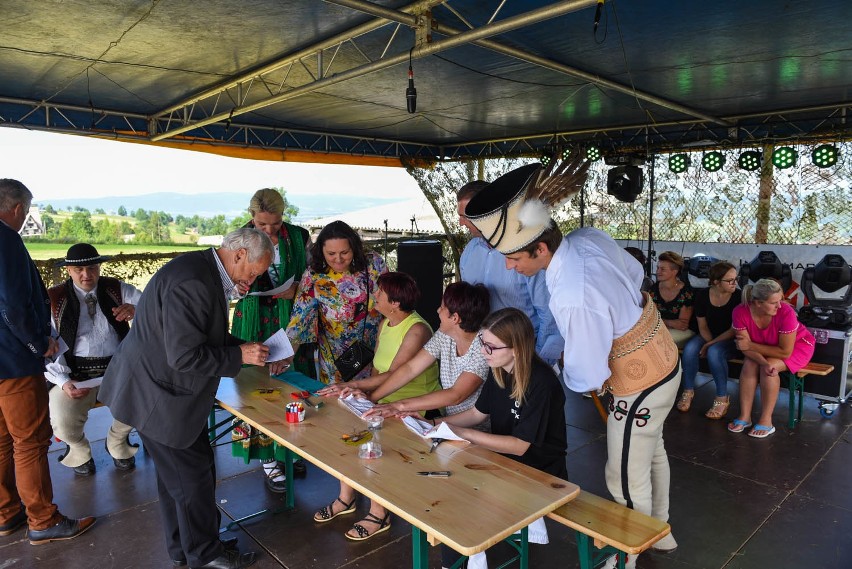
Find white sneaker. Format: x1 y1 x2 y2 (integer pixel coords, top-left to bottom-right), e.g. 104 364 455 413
602 552 637 569
651 532 678 552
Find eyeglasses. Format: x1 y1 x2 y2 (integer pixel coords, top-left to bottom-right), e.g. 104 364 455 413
478 334 510 355
719 277 738 284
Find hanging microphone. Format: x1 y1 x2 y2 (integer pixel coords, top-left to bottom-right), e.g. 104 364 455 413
594 0 603 32
406 66 417 114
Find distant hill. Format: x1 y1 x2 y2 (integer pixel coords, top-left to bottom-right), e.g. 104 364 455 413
35 192 405 223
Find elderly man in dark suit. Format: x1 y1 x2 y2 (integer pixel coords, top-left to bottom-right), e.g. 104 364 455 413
99 227 273 569
0 178 96 544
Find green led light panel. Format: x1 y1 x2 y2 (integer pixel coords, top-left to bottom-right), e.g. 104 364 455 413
702 151 725 172
668 153 689 173
811 144 838 168
771 147 797 169
738 151 761 171
586 146 601 161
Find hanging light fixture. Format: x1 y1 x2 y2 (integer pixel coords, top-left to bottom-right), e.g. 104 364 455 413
701 151 725 172
811 144 839 168
771 146 798 169
668 153 690 174
561 147 571 160
738 150 762 171
586 145 601 161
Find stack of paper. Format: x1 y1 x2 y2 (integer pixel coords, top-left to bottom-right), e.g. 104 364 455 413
338 394 375 418
402 417 467 442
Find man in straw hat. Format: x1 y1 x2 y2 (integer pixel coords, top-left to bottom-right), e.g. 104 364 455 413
465 157 680 568
0 179 95 544
46 243 142 476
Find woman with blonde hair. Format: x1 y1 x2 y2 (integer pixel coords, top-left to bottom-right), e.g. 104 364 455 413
649 251 695 348
727 279 815 439
230 188 312 492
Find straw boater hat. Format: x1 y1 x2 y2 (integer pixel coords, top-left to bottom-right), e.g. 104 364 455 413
464 154 591 254
55 243 113 267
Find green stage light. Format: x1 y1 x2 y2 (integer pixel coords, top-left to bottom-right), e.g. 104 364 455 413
668 153 689 174
701 151 725 172
540 154 552 167
561 148 571 160
771 146 798 169
586 146 601 161
738 150 761 171
811 144 838 168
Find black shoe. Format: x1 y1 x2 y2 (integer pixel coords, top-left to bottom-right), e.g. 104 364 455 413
173 538 238 566
73 459 96 477
195 549 256 569
0 509 27 537
112 456 135 470
264 472 287 494
28 516 96 545
293 458 307 476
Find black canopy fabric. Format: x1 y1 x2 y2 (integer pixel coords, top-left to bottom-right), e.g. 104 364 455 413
1 0 849 164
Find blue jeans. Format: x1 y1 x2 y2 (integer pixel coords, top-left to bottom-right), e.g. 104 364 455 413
681 336 736 396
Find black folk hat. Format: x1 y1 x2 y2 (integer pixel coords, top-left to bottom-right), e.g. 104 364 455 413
55 243 113 267
464 155 591 254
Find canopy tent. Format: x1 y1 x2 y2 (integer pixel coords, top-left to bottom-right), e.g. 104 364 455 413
1 0 850 166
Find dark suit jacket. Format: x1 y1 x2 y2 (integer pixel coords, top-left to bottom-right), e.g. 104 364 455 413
0 220 51 378
99 249 244 448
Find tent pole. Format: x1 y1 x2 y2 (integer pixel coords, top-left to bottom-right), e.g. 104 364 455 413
646 156 656 277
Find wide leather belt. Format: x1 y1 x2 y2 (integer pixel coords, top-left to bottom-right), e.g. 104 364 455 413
604 292 679 397
70 356 112 380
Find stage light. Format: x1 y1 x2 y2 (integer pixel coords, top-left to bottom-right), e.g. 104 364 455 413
586 146 601 161
540 154 552 167
562 148 571 160
607 166 644 203
812 144 838 168
668 153 689 174
738 150 761 171
771 146 797 169
702 151 725 172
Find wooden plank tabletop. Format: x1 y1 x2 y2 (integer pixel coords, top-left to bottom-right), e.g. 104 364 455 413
217 366 579 555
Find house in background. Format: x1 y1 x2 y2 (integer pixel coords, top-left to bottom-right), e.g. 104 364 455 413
20 206 44 236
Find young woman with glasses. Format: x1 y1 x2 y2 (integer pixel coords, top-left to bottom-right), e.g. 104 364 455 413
677 261 742 417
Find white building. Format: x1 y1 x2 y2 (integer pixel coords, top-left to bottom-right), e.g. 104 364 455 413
20 206 44 236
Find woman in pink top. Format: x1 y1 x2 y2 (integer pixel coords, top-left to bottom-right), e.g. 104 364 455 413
727 279 815 439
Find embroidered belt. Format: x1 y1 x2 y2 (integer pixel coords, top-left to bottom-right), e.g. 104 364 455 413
604 292 679 397
70 356 112 380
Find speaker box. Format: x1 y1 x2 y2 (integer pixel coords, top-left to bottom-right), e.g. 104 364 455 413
397 240 443 332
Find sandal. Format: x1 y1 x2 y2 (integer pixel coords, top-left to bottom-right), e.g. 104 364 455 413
313 497 357 523
676 390 694 412
345 511 392 541
727 419 752 433
748 424 776 439
705 396 730 420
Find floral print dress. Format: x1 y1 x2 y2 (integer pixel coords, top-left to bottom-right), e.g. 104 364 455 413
287 251 387 383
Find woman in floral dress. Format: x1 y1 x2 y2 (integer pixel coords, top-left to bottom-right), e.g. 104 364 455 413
287 220 387 383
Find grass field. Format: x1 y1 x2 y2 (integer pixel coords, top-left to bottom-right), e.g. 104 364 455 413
25 242 206 260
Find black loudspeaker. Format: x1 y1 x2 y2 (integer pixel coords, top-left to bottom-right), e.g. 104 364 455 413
607 166 644 202
397 240 443 332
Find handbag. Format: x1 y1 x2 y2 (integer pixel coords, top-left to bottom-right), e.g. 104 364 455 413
329 270 375 381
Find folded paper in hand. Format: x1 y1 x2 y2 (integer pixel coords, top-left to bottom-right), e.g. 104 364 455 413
263 329 294 362
402 416 467 442
339 394 375 418
248 276 294 297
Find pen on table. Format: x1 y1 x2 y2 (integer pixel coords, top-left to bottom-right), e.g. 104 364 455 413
416 471 451 477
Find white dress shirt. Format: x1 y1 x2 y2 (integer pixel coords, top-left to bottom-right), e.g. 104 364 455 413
546 227 645 393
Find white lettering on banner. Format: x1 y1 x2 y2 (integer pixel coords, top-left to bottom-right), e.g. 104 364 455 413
616 240 852 309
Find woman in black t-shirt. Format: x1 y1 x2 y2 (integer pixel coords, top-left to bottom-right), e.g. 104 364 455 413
434 307 567 478
435 307 567 568
678 261 741 418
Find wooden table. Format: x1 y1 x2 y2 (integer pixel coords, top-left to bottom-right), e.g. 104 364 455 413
217 366 579 568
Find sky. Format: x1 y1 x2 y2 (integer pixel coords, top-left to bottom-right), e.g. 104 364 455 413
0 128 424 202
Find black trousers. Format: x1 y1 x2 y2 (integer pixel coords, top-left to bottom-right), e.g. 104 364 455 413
140 426 223 566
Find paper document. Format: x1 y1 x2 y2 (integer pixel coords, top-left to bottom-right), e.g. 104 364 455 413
402 416 468 442
72 377 103 389
248 276 294 297
263 329 294 361
339 394 375 418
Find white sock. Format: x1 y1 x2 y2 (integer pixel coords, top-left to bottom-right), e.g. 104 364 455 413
263 461 286 482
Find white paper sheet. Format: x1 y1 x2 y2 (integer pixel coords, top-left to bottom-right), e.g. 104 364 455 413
72 377 103 389
401 416 468 442
263 329 294 361
338 394 375 417
247 275 294 297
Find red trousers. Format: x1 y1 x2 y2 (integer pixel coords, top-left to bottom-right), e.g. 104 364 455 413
0 374 62 531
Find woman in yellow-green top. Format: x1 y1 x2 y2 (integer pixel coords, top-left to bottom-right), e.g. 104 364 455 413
314 272 439 541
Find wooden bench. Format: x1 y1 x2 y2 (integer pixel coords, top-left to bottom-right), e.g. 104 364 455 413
546 490 670 569
726 359 834 429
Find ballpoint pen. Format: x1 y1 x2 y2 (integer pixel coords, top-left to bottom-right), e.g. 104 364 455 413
416 471 451 477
